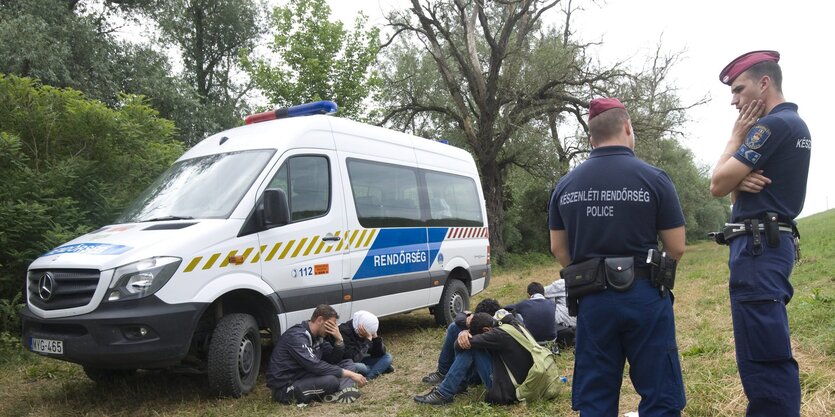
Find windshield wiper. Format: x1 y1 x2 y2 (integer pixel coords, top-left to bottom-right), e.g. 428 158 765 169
140 216 195 222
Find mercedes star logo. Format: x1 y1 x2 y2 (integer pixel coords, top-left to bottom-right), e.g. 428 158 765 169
38 272 55 301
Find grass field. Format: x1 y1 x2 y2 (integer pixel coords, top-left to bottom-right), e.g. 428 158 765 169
1 210 832 416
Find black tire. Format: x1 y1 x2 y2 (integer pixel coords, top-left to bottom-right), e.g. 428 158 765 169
434 279 469 326
83 366 136 383
207 313 261 398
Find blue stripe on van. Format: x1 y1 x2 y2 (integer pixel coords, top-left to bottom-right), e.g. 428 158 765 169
352 227 447 280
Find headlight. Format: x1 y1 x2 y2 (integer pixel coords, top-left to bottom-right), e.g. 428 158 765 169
106 257 181 302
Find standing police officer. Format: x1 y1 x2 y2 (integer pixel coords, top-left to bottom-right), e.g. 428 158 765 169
549 98 687 417
710 50 810 417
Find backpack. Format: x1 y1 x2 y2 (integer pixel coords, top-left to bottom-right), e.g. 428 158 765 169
498 321 563 402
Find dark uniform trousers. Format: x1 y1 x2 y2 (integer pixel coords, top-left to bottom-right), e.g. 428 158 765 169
729 232 800 417
271 358 356 404
572 278 685 417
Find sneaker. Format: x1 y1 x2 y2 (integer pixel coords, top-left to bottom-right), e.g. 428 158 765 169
414 387 453 405
383 365 395 374
421 371 445 384
323 386 361 404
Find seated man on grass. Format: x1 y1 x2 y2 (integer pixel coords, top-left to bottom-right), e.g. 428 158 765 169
266 304 367 404
331 310 394 380
504 281 558 343
419 298 501 384
416 312 535 405
544 277 577 347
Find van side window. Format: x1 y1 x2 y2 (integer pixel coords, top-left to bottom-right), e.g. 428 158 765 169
347 159 422 227
268 155 330 222
425 171 483 227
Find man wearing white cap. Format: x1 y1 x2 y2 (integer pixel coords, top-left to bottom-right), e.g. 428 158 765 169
332 310 393 380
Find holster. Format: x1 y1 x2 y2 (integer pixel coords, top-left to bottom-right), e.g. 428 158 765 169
604 257 635 292
560 257 606 317
763 212 780 248
647 249 677 297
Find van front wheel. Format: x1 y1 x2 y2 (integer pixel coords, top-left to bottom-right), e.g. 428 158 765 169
434 280 469 326
207 313 261 398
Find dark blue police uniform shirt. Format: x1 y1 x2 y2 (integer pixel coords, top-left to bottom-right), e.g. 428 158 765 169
548 146 685 264
732 102 811 222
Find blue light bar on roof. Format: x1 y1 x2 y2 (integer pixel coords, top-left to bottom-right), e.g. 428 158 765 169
244 100 338 124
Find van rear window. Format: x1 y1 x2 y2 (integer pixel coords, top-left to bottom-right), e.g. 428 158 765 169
347 159 483 228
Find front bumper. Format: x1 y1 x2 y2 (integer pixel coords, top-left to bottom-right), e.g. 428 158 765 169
21 296 207 369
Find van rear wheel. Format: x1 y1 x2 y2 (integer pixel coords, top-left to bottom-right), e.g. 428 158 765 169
207 313 261 398
434 280 469 326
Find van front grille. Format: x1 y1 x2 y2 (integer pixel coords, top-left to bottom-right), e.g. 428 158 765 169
27 269 100 310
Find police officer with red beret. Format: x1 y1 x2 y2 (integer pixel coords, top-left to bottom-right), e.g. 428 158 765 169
710 51 810 417
549 98 687 416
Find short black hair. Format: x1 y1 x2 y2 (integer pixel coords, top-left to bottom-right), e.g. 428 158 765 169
311 304 338 321
474 298 501 316
469 312 496 335
527 282 545 296
744 60 783 93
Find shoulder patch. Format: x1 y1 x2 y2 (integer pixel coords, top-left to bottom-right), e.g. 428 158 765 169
736 145 761 165
745 124 771 150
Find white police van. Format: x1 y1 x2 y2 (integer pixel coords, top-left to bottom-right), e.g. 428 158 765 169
20 101 491 397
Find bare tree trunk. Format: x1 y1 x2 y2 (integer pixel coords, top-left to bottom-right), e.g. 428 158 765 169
480 159 506 260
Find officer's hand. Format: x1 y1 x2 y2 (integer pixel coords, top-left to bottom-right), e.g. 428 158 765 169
732 100 764 142
457 329 472 349
736 170 771 193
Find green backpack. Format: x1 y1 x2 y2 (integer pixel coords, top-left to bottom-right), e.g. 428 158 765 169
498 321 563 403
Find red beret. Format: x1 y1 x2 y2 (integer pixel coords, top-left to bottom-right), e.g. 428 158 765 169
588 97 626 122
719 50 780 85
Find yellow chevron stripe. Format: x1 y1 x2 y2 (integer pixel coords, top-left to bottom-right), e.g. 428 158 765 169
364 229 377 247
184 257 202 273
239 247 254 263
304 236 320 256
335 231 347 251
356 230 368 248
279 240 295 260
347 230 359 249
291 237 308 258
203 253 221 270
315 239 326 255
219 250 238 267
265 242 282 261
250 245 267 263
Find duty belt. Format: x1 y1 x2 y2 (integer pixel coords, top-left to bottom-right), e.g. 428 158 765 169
708 212 800 259
721 222 794 241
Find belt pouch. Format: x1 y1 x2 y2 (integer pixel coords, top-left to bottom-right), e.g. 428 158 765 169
604 257 635 292
560 257 606 298
763 212 780 248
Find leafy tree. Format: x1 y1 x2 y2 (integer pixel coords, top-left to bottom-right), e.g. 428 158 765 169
0 0 217 145
0 74 183 299
381 2 720 257
244 0 380 119
380 1 640 257
155 0 265 142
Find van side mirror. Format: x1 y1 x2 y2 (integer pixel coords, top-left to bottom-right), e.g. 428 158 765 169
263 188 290 227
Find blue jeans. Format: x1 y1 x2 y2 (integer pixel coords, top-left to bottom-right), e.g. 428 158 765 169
437 348 492 398
437 323 462 374
353 352 393 380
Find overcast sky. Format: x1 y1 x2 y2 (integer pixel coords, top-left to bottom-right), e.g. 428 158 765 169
323 0 833 219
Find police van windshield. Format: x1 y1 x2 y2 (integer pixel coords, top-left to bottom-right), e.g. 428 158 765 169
118 149 275 223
